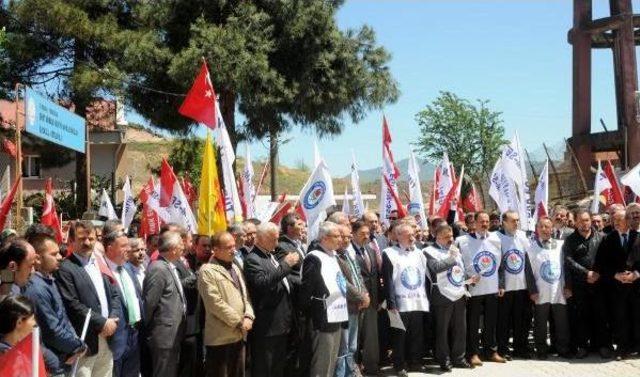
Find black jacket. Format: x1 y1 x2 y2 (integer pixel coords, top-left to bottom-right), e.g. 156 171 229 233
563 228 603 284
301 244 346 332
55 254 121 356
351 241 381 307
244 246 294 337
593 229 637 287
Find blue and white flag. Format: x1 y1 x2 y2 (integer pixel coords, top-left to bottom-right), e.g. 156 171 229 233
99 189 118 220
299 160 336 228
121 176 137 231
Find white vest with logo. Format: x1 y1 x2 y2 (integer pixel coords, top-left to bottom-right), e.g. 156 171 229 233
424 245 466 302
457 232 501 296
307 250 349 323
528 239 566 305
384 246 430 312
497 230 531 292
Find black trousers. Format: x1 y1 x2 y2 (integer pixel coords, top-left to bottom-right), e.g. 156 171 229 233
497 290 532 355
611 284 636 353
466 293 498 356
390 311 424 371
534 303 570 354
205 341 245 377
251 334 288 377
568 282 611 350
358 306 380 373
433 296 466 366
177 334 203 377
150 345 181 377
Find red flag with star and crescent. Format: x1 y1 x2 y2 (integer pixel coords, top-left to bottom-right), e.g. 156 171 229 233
41 178 63 243
178 61 217 129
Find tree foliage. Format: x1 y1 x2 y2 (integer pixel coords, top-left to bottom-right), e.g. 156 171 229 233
414 91 507 181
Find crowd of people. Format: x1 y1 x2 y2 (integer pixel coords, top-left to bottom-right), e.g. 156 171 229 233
1 201 640 377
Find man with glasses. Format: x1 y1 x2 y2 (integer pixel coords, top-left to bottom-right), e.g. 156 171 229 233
127 238 147 289
302 222 349 377
335 224 369 377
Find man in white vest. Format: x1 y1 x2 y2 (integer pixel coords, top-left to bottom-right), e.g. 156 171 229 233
526 217 572 360
496 210 534 360
425 223 478 372
381 223 430 377
301 221 349 377
456 211 505 366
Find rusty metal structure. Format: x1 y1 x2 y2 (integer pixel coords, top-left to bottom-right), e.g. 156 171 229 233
568 0 640 177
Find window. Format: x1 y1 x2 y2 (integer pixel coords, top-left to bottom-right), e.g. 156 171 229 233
22 155 41 178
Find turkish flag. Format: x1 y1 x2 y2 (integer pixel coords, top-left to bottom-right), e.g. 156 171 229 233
160 158 176 207
603 160 625 207
270 202 293 225
178 62 217 128
0 333 46 377
294 201 307 222
2 138 16 157
0 176 19 230
41 178 63 243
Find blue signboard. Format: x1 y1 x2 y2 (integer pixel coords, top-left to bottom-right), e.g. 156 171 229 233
25 88 86 153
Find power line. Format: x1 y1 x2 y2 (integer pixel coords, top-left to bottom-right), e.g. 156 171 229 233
1 8 186 98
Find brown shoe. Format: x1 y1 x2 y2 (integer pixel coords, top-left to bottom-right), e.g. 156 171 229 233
469 354 483 366
488 352 507 363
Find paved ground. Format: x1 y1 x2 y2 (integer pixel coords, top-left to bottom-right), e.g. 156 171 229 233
378 355 640 376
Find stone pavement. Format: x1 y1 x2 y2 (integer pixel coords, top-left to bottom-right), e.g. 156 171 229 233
380 355 640 376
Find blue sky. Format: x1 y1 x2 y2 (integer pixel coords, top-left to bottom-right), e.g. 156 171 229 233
136 1 640 176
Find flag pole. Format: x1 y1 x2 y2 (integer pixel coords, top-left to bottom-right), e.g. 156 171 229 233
32 326 40 377
71 308 92 377
14 83 23 230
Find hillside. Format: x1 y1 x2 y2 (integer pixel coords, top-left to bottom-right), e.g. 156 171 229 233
355 157 435 183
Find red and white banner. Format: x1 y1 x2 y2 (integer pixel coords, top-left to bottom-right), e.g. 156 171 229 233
603 160 626 208
534 160 549 219
379 116 406 223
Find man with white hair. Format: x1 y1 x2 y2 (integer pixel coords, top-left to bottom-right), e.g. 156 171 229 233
143 231 187 377
382 223 430 377
244 222 299 377
302 221 349 377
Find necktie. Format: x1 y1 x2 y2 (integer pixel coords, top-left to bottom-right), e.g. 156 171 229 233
117 266 140 325
270 255 290 292
361 246 371 273
369 239 382 270
622 233 628 248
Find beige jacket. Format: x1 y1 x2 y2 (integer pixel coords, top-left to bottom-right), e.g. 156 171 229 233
198 259 254 346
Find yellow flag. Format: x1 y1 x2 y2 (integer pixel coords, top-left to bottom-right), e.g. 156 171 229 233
198 132 227 235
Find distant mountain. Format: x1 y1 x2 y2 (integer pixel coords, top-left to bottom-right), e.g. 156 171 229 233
353 157 436 184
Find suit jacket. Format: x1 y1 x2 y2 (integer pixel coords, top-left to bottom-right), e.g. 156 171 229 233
244 246 293 338
301 244 346 331
110 263 144 360
553 226 574 240
142 256 186 350
351 241 381 307
593 229 637 290
173 259 199 336
55 254 121 356
336 250 368 314
198 258 254 346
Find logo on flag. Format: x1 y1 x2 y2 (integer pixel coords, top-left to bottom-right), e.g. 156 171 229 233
503 249 524 274
401 266 423 290
336 271 347 295
303 181 326 210
473 251 497 277
447 264 465 287
540 260 561 283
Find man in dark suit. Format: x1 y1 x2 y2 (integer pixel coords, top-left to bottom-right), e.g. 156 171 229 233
351 220 381 375
143 231 187 377
244 222 299 377
103 230 143 377
593 208 636 359
55 220 121 377
173 228 201 377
